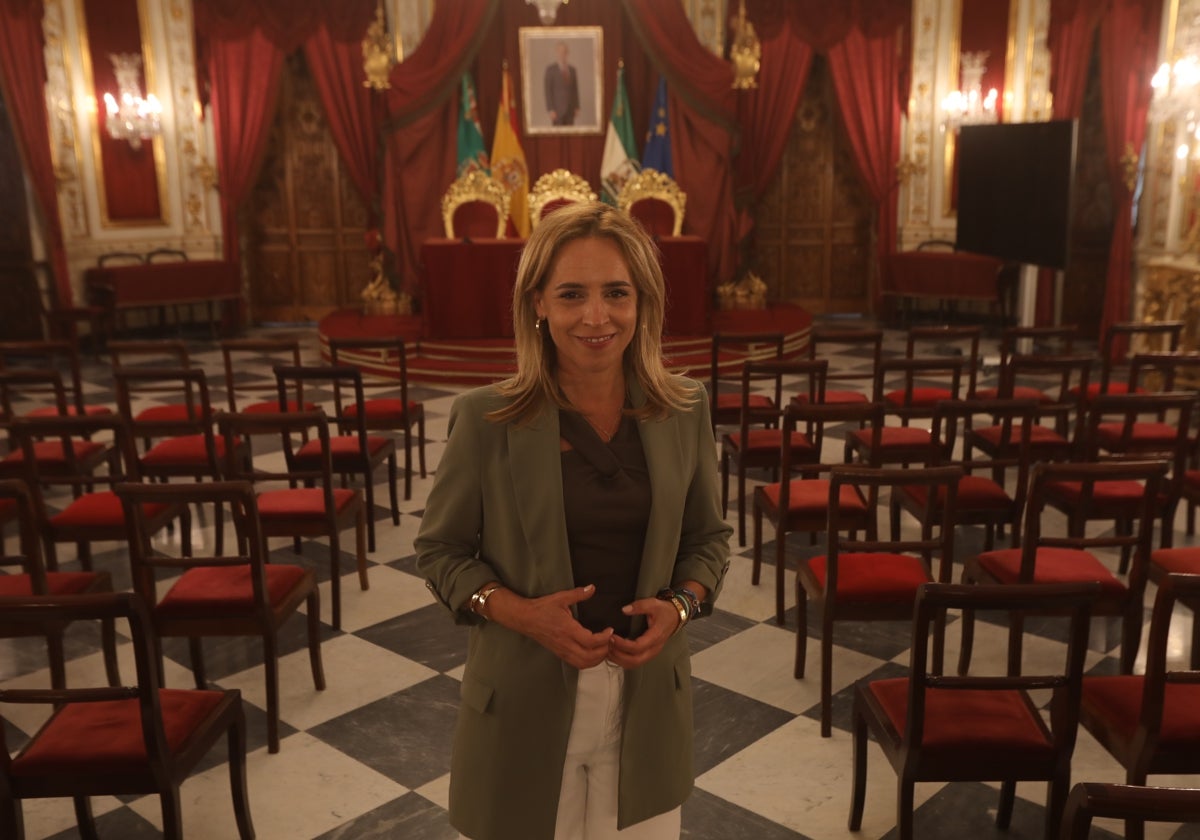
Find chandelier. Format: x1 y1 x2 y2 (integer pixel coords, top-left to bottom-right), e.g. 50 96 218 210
527 0 567 25
941 51 998 132
102 53 162 151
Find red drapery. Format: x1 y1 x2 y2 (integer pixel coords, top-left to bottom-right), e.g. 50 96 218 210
303 24 382 217
828 25 906 309
1098 0 1162 358
0 0 73 306
206 29 285 265
194 0 375 51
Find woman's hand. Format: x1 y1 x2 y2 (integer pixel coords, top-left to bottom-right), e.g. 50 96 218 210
489 584 613 670
605 596 682 669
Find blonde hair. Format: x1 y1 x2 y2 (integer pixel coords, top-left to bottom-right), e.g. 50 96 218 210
489 201 697 425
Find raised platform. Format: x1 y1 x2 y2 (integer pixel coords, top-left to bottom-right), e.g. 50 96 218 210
317 305 811 385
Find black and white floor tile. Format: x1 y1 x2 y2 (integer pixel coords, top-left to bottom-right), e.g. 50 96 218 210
2 321 1198 839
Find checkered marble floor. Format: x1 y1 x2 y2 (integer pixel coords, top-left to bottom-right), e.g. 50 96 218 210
3 320 1200 839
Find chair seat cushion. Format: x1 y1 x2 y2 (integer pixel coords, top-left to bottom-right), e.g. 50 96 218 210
134 404 193 423
244 399 319 414
1096 421 1179 449
899 475 1011 512
157 564 310 617
342 398 422 423
25 404 113 418
257 487 358 517
884 387 952 408
972 423 1066 448
1082 675 1200 749
807 552 931 601
725 429 814 456
296 435 392 459
791 390 868 406
141 434 226 467
850 426 932 450
976 547 1126 595
0 572 103 596
715 394 774 413
2 439 106 465
973 386 1049 403
761 479 868 516
1069 382 1141 398
868 678 1054 757
1150 547 1200 575
1043 479 1154 507
9 689 226 775
51 493 173 529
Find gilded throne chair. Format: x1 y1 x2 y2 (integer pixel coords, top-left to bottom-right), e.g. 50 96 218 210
617 169 686 236
528 169 597 229
441 171 511 239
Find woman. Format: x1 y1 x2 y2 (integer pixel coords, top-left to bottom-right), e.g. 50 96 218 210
415 202 731 840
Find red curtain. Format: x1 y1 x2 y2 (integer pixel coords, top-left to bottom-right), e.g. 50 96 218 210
0 0 73 306
1098 0 1163 358
194 0 375 51
207 28 285 265
828 25 906 308
303 24 382 216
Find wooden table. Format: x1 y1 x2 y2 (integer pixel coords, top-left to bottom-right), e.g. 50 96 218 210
84 260 242 336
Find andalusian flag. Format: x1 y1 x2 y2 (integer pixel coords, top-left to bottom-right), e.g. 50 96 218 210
642 76 674 177
490 67 530 237
456 74 488 177
600 64 640 205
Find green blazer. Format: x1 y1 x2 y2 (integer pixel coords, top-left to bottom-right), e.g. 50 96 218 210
415 376 731 840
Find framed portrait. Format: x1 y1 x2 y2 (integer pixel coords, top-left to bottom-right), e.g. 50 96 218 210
519 26 603 135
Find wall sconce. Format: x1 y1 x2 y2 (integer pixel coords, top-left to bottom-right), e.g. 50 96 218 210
102 52 161 151
941 51 998 132
527 0 567 25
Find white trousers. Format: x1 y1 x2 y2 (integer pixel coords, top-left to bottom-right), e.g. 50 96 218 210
552 661 682 840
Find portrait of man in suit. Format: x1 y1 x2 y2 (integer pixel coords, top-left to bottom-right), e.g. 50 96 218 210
520 26 602 135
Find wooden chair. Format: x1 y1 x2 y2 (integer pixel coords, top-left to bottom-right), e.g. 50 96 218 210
528 169 597 229
1077 573 1200 840
0 370 115 482
974 324 1079 402
845 357 964 467
0 340 112 418
116 480 325 754
328 336 427 501
901 325 982 400
441 170 511 238
109 340 194 448
1146 545 1200 669
721 359 825 549
958 459 1168 676
890 398 1038 552
30 260 111 360
1059 782 1200 840
218 410 368 632
0 591 254 839
9 413 192 572
616 168 686 236
791 327 881 408
850 582 1098 840
795 463 962 736
752 401 882 626
709 331 785 435
0 478 119 689
219 337 316 415
273 365 397 553
1073 320 1184 401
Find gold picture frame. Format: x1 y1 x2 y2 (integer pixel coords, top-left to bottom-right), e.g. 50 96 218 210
519 26 604 136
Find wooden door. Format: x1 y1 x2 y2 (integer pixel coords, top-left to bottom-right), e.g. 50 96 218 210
246 53 371 324
751 58 874 315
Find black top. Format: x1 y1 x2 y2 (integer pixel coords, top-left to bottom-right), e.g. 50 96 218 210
559 409 651 637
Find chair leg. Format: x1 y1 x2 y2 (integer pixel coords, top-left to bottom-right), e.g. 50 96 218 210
794 574 808 679
160 787 184 840
896 776 915 840
188 636 207 688
737 464 750 549
46 631 67 690
848 697 868 830
364 476 377 553
73 796 99 840
0 795 24 840
214 501 225 556
996 780 1016 829
720 450 729 518
775 525 787 625
1120 604 1142 675
820 615 834 737
403 428 413 500
889 497 901 541
1007 613 1025 677
417 416 427 478
356 504 369 591
100 617 121 686
1046 775 1071 840
751 503 763 586
228 708 256 839
388 453 399 524
307 590 326 690
264 632 280 754
329 531 343 632
1191 603 1200 670
957 606 976 676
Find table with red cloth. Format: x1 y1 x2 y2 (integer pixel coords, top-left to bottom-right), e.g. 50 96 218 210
884 250 1004 301
84 260 242 335
419 236 709 339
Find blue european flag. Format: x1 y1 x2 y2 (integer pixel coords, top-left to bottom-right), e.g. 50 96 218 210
642 76 673 177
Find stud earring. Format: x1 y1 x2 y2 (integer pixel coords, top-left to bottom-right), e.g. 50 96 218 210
535 318 542 332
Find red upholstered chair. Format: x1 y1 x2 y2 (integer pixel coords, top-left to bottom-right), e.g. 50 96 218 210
9 413 191 572
845 356 963 467
850 582 1097 840
1077 573 1200 840
795 463 962 737
891 398 1038 553
958 459 1168 676
0 478 119 689
31 259 112 361
616 169 686 236
220 337 316 415
1147 544 1200 668
0 340 113 419
791 328 882 409
0 591 254 839
1072 320 1184 402
903 325 982 399
273 365 398 554
218 410 368 632
0 370 115 482
528 170 597 230
109 340 194 449
973 325 1079 402
1059 782 1200 840
440 170 510 238
709 332 785 436
328 336 427 501
753 401 882 626
116 480 325 755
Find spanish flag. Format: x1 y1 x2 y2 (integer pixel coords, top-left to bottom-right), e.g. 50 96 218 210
490 66 530 237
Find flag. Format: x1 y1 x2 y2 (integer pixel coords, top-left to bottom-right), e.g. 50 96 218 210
642 76 674 177
456 74 488 177
600 65 640 205
490 67 530 237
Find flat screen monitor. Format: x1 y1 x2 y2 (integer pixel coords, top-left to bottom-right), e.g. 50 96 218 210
954 119 1077 270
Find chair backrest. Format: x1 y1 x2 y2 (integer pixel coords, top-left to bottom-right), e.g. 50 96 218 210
327 336 412 409
933 397 1038 517
871 356 964 420
0 478 46 587
905 581 1097 755
10 413 140 495
734 359 827 453
217 410 337 492
219 337 307 413
905 325 981 395
1132 572 1200 745
96 251 145 267
1127 351 1200 394
273 365 370 449
1079 393 1195 492
109 339 191 373
441 171 511 238
782 401 885 476
0 369 72 433
1060 782 1200 840
144 247 188 263
1100 321 1184 383
806 328 882 389
114 367 214 441
710 332 786 430
616 169 686 236
998 325 1079 362
528 169 597 229
0 341 89 416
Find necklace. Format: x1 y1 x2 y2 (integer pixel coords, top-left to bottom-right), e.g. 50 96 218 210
583 407 623 441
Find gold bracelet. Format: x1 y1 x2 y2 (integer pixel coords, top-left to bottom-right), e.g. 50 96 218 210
469 583 503 619
667 593 689 635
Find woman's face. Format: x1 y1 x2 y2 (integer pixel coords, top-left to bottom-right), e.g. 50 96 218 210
533 236 638 379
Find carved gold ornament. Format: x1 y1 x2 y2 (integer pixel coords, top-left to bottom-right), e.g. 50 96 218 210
716 272 767 310
1121 141 1140 194
616 169 686 236
729 0 760 90
528 169 597 229
441 171 512 238
362 0 395 91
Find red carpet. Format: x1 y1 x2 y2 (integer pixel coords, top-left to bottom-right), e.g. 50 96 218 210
318 305 811 385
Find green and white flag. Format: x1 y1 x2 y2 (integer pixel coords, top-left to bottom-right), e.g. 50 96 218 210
600 65 640 205
456 74 488 177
